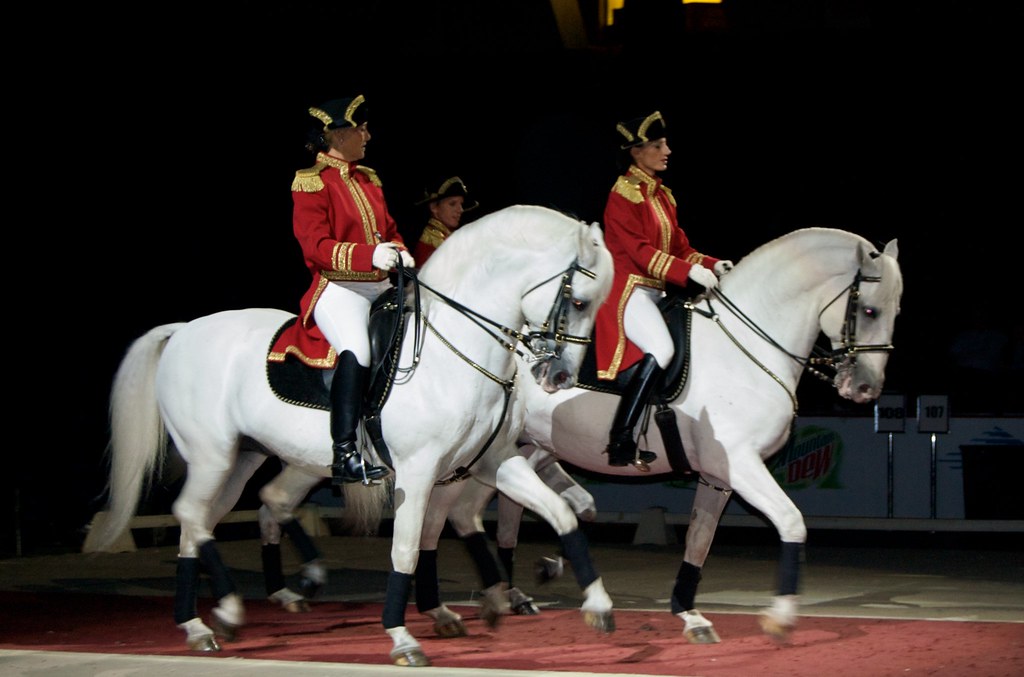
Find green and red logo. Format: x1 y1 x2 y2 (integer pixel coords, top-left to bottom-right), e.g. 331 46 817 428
769 425 843 489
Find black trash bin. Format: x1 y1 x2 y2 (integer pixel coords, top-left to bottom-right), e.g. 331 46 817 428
960 445 1024 519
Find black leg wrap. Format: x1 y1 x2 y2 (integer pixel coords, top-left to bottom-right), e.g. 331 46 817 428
778 541 804 596
670 561 702 614
174 557 200 624
497 546 516 586
560 529 598 589
281 518 321 563
463 532 502 589
414 550 441 613
199 540 237 601
383 571 414 629
262 544 285 596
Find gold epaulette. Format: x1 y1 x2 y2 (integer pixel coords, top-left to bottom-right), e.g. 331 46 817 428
291 161 329 193
612 174 644 204
354 165 383 187
660 184 676 207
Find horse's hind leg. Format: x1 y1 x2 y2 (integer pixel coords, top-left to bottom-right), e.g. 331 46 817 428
171 456 245 650
258 465 328 610
414 482 471 638
675 475 732 644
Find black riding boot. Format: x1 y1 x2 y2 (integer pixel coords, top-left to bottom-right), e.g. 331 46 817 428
331 351 389 485
606 353 661 467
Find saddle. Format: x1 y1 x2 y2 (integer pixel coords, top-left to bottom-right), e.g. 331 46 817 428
265 282 410 468
576 292 696 475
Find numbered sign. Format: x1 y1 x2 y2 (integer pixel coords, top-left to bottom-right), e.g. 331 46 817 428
874 393 906 433
917 395 949 433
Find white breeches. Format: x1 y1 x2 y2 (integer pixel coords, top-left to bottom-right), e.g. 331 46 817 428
624 286 673 369
314 280 392 367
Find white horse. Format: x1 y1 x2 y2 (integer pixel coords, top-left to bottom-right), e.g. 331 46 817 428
88 205 616 667
441 227 903 642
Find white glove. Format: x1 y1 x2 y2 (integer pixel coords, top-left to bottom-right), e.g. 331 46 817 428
688 263 718 290
714 260 734 276
372 242 399 271
399 249 415 269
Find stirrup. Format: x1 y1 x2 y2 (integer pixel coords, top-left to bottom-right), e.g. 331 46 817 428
332 448 388 486
606 437 656 468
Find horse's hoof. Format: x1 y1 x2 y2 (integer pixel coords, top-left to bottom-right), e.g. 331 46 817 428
684 625 721 644
758 612 795 642
283 599 311 613
391 648 432 667
435 621 468 638
210 616 240 642
426 605 467 638
509 587 540 615
582 610 616 633
186 634 221 652
534 555 564 585
479 583 511 628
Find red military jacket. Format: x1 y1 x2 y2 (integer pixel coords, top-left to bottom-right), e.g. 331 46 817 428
413 217 453 267
269 153 407 368
594 165 721 380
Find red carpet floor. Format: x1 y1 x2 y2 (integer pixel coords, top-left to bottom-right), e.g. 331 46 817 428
1 591 1021 676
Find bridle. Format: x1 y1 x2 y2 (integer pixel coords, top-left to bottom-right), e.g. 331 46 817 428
393 258 598 484
808 268 895 379
694 266 895 413
521 259 598 361
402 258 597 379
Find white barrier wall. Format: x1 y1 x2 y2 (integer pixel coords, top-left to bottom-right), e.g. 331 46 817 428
573 417 1024 520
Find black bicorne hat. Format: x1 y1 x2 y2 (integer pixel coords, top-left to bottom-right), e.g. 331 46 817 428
309 95 368 131
616 111 667 149
414 176 479 211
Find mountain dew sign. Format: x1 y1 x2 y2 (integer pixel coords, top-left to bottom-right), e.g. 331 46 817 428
769 425 843 489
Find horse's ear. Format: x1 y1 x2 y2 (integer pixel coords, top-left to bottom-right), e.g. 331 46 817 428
883 238 898 260
579 221 606 267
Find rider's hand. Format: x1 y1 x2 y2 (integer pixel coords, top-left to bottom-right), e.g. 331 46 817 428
687 263 718 290
399 249 415 269
714 260 734 276
372 242 400 271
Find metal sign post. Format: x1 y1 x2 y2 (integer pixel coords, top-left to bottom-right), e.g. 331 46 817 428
917 395 950 519
875 393 906 518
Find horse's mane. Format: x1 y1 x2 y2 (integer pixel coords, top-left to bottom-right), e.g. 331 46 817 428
726 227 902 307
419 205 588 288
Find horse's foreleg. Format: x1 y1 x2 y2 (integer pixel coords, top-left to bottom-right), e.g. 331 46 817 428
384 473 446 667
495 455 614 633
675 476 733 644
728 463 807 642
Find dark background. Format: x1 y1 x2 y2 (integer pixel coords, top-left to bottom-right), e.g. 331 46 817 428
10 1 1022 555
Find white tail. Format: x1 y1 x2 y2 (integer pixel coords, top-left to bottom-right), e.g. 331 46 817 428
86 323 185 552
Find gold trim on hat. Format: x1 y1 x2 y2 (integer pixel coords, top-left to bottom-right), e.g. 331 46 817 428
344 95 365 126
309 106 333 129
617 111 665 148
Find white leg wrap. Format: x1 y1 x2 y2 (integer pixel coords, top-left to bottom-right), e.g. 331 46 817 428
386 625 420 654
302 560 327 585
580 577 613 613
213 592 245 626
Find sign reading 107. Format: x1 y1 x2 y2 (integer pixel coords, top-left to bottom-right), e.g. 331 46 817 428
917 395 949 434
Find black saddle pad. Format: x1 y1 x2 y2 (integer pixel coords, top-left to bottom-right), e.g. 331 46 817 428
266 318 331 411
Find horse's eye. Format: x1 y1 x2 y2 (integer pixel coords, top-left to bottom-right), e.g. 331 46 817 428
863 306 878 318
572 299 589 312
